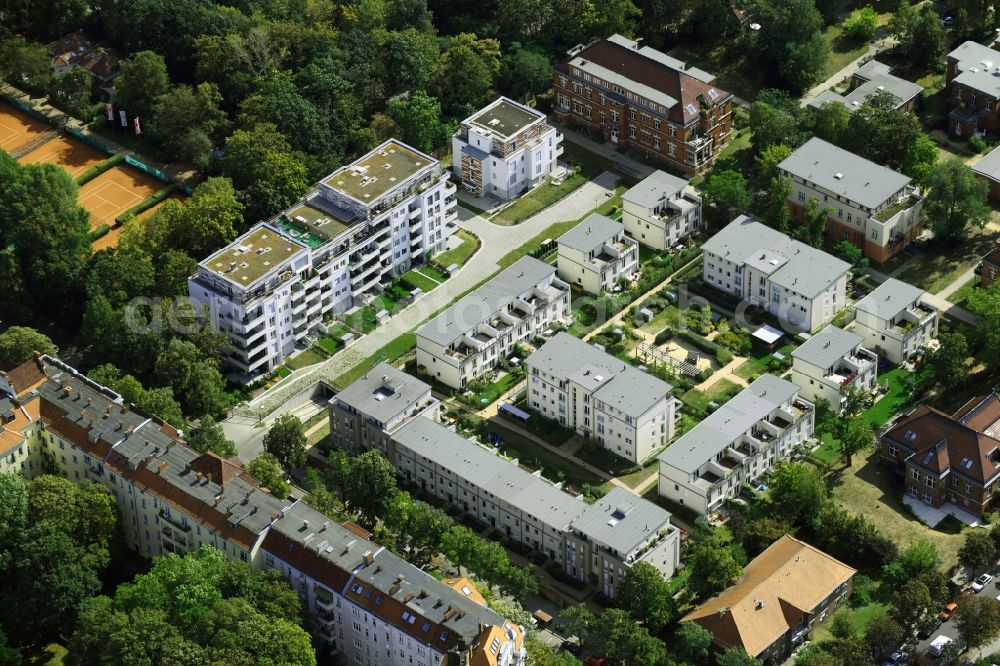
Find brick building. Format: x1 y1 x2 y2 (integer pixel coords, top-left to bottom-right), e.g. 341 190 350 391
946 40 1000 139
552 34 733 176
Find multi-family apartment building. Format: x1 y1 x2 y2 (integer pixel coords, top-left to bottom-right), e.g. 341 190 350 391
946 41 1000 138
556 214 639 295
683 535 855 662
701 216 850 332
0 355 526 666
390 416 680 598
972 145 1000 202
807 60 921 113
853 278 938 364
880 394 1000 517
552 34 733 176
778 137 923 263
526 333 677 463
621 170 702 250
980 240 1000 289
452 97 563 201
791 326 878 414
328 363 439 455
415 257 571 390
658 374 815 515
190 139 457 380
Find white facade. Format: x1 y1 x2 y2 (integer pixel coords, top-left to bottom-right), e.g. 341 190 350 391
415 257 570 390
190 140 457 380
701 216 850 332
622 170 703 250
556 214 638 294
452 97 563 201
525 333 677 463
790 326 878 414
658 375 815 516
853 279 939 364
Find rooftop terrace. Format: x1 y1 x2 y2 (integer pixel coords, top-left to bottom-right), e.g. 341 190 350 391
321 140 436 205
469 99 541 139
203 225 308 287
281 202 355 248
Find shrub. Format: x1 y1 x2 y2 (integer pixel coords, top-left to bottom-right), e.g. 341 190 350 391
843 7 878 41
716 348 734 365
75 152 125 186
88 223 112 241
654 327 674 346
970 133 988 154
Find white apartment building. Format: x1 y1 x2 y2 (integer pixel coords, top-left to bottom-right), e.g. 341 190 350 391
328 363 438 455
622 170 703 250
853 278 939 364
526 332 677 463
658 374 815 516
415 257 571 390
0 355 525 666
779 137 924 264
556 213 639 294
701 216 850 332
189 139 457 380
452 96 563 201
791 326 878 414
391 416 680 598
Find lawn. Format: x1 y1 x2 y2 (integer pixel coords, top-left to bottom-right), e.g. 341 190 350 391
332 333 416 389
484 419 604 489
820 24 871 80
886 224 998 293
811 432 843 466
491 172 589 226
400 269 439 292
285 347 327 370
946 276 980 305
21 643 69 665
435 229 479 268
864 367 914 427
682 378 743 414
811 602 890 642
315 336 341 355
614 460 660 491
638 304 684 335
462 372 522 407
691 128 752 187
576 441 640 476
419 265 448 282
734 343 797 381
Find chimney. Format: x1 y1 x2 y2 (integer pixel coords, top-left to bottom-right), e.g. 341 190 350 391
214 494 224 505
363 550 374 565
157 461 168 473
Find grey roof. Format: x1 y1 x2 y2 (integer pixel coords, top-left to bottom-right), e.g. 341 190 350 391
331 363 431 424
792 325 863 369
702 216 851 298
949 41 1000 98
416 256 556 347
461 143 489 162
972 145 1000 181
778 137 912 209
622 170 688 208
557 214 625 253
808 62 921 113
606 34 715 83
569 486 673 556
854 278 925 320
526 332 673 417
658 374 799 473
392 417 585 530
854 59 893 79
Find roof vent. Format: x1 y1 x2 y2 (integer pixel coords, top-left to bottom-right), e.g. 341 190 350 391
755 600 765 610
834 173 844 180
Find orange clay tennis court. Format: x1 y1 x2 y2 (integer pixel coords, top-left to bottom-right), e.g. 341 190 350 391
0 103 49 153
79 166 163 229
19 135 105 177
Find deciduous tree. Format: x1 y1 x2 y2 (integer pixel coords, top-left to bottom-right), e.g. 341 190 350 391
704 170 751 228
247 453 290 498
187 416 237 457
924 159 991 244
263 414 307 471
619 561 674 631
959 529 996 575
0 326 55 368
956 594 1000 650
115 51 171 121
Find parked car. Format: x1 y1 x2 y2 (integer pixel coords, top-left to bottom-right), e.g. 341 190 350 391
939 602 958 621
972 573 994 592
918 616 942 639
929 635 953 657
883 651 905 666
942 10 955 24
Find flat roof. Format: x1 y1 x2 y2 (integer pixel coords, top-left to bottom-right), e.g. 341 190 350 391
622 170 688 208
791 325 862 368
557 214 625 253
468 97 542 139
321 139 437 206
332 363 431 424
200 224 309 287
778 137 911 210
570 486 673 555
973 144 1000 181
658 374 798 473
282 201 355 245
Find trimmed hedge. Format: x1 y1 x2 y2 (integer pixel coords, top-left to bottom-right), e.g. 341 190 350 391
75 152 125 186
677 329 724 357
89 224 112 241
114 183 178 224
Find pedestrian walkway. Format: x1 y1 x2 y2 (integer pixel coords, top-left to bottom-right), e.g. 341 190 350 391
694 356 749 391
865 266 978 325
555 124 658 180
935 266 976 301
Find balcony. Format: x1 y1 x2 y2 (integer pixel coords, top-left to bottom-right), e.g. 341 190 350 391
872 192 922 224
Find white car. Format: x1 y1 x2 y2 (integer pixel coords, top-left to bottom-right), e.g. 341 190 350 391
929 635 953 657
972 573 994 592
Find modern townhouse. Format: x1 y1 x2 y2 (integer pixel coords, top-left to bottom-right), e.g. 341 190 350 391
701 216 850 332
972 145 1000 202
621 170 702 251
658 374 815 516
790 326 878 414
415 257 571 390
807 60 921 113
328 363 439 455
853 278 938 364
946 41 1000 139
525 332 677 463
880 394 1000 517
778 137 923 263
683 535 855 663
0 356 526 666
552 34 733 176
556 214 639 295
451 96 563 201
189 139 457 380
390 416 680 598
